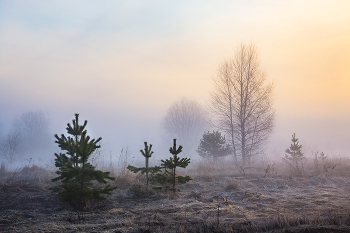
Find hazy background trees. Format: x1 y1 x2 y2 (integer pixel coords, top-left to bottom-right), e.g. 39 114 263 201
0 129 23 164
211 43 275 165
13 110 50 158
0 110 51 165
162 98 208 157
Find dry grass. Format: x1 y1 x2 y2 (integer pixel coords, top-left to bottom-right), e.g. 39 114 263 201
223 178 241 191
1 156 350 232
190 160 215 181
0 162 55 187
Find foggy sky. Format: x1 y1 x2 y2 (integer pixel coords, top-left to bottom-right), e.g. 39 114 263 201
1 1 350 162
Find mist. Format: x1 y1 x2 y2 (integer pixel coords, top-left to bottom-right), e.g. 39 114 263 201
1 0 350 167
2 2 350 232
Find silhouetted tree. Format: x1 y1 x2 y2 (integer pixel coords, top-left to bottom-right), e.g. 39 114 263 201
197 131 232 160
13 110 50 158
162 98 208 155
0 129 23 164
211 43 275 165
51 114 117 210
282 133 305 177
285 133 304 161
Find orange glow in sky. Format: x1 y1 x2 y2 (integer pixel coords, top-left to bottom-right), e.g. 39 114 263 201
0 1 349 157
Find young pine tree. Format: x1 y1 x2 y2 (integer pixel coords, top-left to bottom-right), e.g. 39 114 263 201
51 114 117 210
153 139 191 192
283 133 305 176
197 130 232 160
127 142 161 187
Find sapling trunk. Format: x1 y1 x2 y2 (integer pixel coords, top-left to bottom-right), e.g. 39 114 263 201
146 156 149 186
173 166 176 191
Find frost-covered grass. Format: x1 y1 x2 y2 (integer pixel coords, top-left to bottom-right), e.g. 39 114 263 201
1 156 350 232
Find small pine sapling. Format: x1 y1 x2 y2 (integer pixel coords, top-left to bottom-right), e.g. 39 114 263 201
51 114 117 210
152 139 192 192
127 142 161 187
282 133 305 177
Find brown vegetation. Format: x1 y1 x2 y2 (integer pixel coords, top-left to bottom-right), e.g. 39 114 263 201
1 156 350 232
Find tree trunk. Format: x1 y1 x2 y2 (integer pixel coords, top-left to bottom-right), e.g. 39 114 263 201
146 157 149 186
173 167 176 192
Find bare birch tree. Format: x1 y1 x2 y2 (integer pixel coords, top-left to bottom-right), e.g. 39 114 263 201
162 98 208 155
211 43 275 165
13 110 50 157
0 130 23 164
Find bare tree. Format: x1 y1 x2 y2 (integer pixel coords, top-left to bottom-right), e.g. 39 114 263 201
211 43 275 165
162 98 208 155
0 130 23 164
13 110 50 157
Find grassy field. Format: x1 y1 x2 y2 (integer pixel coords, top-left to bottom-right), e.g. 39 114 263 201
1 156 350 233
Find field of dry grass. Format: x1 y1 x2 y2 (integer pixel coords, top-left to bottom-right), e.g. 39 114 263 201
1 156 350 233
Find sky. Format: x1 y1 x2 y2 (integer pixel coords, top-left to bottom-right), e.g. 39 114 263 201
1 0 350 162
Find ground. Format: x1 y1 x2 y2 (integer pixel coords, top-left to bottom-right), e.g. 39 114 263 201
1 160 350 233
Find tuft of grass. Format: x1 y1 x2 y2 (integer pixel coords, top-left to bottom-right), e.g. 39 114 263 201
94 147 139 190
18 164 54 183
192 160 215 182
260 211 348 230
223 179 241 191
0 162 55 189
